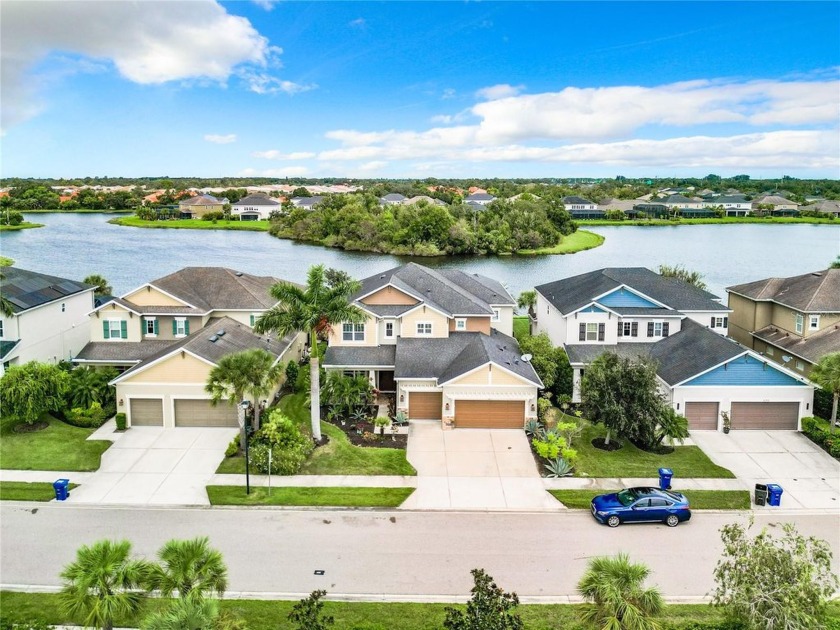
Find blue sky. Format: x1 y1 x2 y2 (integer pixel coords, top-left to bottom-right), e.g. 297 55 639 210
2 1 839 179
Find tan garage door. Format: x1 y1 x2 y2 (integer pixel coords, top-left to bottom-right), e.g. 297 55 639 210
685 402 719 430
174 399 238 427
408 392 442 419
455 400 525 429
730 402 799 430
129 398 163 426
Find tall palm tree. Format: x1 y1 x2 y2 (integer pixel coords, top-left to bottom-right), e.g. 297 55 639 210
59 539 153 630
151 537 228 601
254 265 365 442
810 352 840 434
577 553 664 630
83 274 113 297
206 348 283 448
0 268 16 317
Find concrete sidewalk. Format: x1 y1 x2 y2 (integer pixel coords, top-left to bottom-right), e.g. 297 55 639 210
543 477 747 490
209 474 416 488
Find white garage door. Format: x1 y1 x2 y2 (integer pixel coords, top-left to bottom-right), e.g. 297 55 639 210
174 399 238 427
130 398 163 426
730 402 799 430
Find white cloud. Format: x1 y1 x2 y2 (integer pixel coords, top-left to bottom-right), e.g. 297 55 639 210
0 0 292 130
441 88 456 100
252 150 316 160
238 166 311 177
252 0 280 10
204 134 237 144
475 83 525 100
349 18 366 28
240 72 317 95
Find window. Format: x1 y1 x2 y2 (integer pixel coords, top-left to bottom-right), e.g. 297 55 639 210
491 308 501 322
455 318 466 331
104 319 126 340
384 322 394 338
174 318 188 337
416 322 433 336
809 315 820 330
795 313 804 334
622 322 632 336
710 316 729 329
795 360 805 371
342 323 365 342
649 498 669 507
766 346 774 356
144 317 157 337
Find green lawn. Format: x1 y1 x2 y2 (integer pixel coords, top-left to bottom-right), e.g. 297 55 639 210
579 216 836 226
0 481 79 502
216 393 416 476
574 422 735 479
0 222 44 231
548 489 750 510
0 414 111 472
109 216 270 231
5 591 819 629
206 485 414 507
513 315 530 339
517 229 605 255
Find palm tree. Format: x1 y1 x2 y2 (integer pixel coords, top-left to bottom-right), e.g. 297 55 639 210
810 352 840 434
206 349 283 448
254 265 365 442
83 274 113 297
577 553 664 630
151 537 228 602
59 539 153 630
517 290 536 317
0 269 16 317
140 597 218 630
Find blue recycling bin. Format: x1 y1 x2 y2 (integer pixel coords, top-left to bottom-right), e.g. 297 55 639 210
53 478 70 501
766 483 783 507
658 468 673 490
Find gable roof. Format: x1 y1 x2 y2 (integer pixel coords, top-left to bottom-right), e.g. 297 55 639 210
562 195 595 205
180 194 225 206
727 269 840 312
381 193 407 202
113 316 296 383
536 268 727 315
465 192 495 201
752 323 840 364
141 267 283 312
0 267 93 314
354 263 513 317
232 194 280 207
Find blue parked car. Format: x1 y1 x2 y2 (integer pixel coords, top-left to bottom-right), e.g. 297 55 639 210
591 487 691 528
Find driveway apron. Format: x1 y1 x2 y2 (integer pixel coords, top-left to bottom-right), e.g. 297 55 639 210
401 420 562 511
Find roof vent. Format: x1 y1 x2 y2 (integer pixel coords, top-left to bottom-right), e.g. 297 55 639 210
380 275 385 279
235 272 243 277
216 329 226 336
209 335 218 342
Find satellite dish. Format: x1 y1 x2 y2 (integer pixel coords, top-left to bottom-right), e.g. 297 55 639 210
521 354 532 362
782 355 793 363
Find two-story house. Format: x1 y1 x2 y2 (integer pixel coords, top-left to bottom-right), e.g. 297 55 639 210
727 269 840 377
178 194 228 218
231 193 281 220
74 267 305 428
323 263 542 429
0 267 94 374
534 268 813 431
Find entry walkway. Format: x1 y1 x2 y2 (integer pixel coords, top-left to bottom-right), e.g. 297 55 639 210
400 420 562 511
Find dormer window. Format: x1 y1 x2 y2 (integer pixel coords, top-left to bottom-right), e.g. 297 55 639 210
455 318 467 331
416 322 433 336
384 321 394 338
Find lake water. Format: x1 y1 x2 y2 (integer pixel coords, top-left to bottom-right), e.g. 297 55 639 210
3 213 838 301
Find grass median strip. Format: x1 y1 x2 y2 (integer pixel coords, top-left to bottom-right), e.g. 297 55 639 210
549 489 751 510
0 481 79 502
206 485 414 507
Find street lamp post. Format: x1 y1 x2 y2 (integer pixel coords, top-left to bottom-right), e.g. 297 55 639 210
240 400 252 495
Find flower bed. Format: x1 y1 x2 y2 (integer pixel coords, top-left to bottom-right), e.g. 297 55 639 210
801 417 840 459
324 416 408 449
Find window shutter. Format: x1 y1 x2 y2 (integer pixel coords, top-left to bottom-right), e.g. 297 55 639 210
598 323 605 341
250 314 255 327
120 320 128 339
723 317 728 328
579 323 586 341
647 322 654 337
184 320 190 335
153 320 159 335
173 319 178 335
662 322 670 337
631 322 638 337
617 322 623 337
103 321 110 339
710 316 716 328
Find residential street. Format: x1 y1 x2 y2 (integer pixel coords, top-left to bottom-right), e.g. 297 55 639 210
2 503 838 602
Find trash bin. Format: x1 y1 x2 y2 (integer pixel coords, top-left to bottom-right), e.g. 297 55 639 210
53 478 70 501
754 483 768 506
658 468 673 490
766 484 783 507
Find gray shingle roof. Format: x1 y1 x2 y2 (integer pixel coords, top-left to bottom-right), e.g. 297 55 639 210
323 345 396 368
98 296 202 316
727 269 840 312
180 194 225 206
752 324 840 364
115 317 296 381
0 267 93 314
360 304 416 317
563 195 595 205
608 307 681 316
145 267 283 312
535 268 728 314
233 194 280 207
465 192 495 201
74 340 177 363
381 193 407 202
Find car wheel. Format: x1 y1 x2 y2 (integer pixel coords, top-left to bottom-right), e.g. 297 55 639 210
665 514 679 528
607 515 621 528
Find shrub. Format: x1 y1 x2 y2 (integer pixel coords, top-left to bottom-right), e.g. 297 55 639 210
1 211 24 226
201 211 226 221
224 437 239 458
65 402 109 428
544 457 573 477
532 430 567 461
250 411 313 475
536 397 552 421
285 360 299 386
295 365 310 393
115 412 126 430
249 441 309 475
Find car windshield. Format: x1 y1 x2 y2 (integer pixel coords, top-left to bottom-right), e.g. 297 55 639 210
616 489 637 506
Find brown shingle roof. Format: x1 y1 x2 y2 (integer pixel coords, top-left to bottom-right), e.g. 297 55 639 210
148 267 284 311
728 269 840 312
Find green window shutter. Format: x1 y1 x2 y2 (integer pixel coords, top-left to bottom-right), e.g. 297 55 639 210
153 320 159 335
250 314 255 326
103 321 110 339
120 320 128 339
184 320 190 335
173 319 178 335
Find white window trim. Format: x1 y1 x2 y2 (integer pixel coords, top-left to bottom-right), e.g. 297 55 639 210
342 322 365 343
416 321 433 336
175 317 187 338
766 346 774 356
455 318 467 331
653 321 663 337
144 316 157 337
384 321 394 338
491 308 501 322
795 360 805 371
622 322 631 336
713 316 726 328
794 313 804 335
106 318 122 339
585 322 598 341
809 315 820 330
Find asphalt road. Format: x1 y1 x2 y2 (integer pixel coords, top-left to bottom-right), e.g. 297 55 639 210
1 504 838 602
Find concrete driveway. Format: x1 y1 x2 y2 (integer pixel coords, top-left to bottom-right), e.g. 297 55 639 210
690 430 840 510
400 420 562 511
67 421 237 506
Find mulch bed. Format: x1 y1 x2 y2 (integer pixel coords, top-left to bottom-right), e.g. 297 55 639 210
325 417 407 449
12 420 49 433
591 437 623 452
630 439 675 455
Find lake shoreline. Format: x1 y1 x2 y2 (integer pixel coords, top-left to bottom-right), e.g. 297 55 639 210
0 222 44 232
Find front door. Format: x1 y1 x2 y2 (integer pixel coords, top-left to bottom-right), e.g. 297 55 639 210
378 370 396 392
